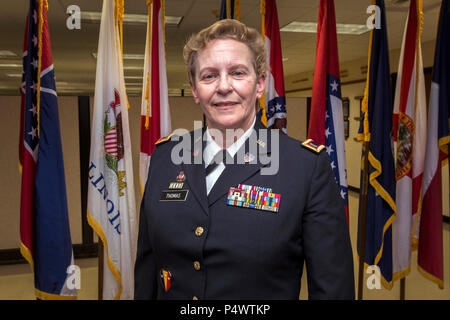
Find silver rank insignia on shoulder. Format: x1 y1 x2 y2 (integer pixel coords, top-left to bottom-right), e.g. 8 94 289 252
301 138 325 153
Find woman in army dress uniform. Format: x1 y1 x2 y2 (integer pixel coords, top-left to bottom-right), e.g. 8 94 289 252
134 19 354 300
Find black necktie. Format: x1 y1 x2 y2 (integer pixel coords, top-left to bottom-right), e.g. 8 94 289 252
205 150 232 176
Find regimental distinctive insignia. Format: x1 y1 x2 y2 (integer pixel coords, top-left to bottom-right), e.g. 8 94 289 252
160 269 172 292
227 185 280 213
244 152 256 163
301 138 325 154
169 182 184 189
176 171 186 182
155 133 174 146
103 89 127 196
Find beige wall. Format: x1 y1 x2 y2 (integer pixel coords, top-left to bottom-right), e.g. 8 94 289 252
1 83 449 299
0 94 307 250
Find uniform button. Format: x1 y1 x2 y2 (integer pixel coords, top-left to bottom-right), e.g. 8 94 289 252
195 226 204 237
193 261 201 271
193 296 198 300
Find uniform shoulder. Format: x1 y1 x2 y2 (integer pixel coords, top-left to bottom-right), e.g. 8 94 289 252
278 133 324 155
300 138 325 154
155 132 175 147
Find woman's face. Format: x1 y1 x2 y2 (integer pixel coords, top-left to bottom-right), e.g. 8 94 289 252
190 38 265 133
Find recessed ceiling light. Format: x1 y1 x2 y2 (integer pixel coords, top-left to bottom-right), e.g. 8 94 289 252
81 11 182 26
280 21 369 35
124 76 143 80
123 66 143 70
5 73 22 78
92 52 145 60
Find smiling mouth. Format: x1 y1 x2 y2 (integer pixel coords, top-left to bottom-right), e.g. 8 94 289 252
213 102 239 107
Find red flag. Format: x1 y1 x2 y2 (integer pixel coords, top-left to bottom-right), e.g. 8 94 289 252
308 0 348 222
417 0 449 289
140 0 171 193
260 0 287 131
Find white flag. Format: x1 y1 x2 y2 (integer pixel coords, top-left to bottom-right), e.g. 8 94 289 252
87 0 137 300
140 0 171 193
392 0 427 282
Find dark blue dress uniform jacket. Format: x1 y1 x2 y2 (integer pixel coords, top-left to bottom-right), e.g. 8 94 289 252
134 119 355 300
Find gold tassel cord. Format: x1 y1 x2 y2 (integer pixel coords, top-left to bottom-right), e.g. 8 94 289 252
145 0 153 130
259 0 267 126
235 0 241 21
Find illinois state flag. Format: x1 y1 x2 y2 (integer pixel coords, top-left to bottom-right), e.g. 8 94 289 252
88 0 137 300
392 0 427 282
356 0 396 289
308 0 348 222
140 0 171 192
418 0 449 289
260 0 287 131
19 0 76 299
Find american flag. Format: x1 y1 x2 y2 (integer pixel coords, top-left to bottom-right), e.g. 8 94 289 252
19 0 76 299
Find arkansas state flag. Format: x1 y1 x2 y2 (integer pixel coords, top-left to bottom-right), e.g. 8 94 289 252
140 0 171 192
418 0 449 289
308 0 348 222
392 0 427 282
260 0 287 132
88 0 137 300
19 0 76 300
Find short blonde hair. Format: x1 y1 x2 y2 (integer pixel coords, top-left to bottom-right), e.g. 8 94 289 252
183 19 267 84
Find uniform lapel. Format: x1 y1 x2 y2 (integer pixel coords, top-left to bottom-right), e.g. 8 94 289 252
207 119 272 207
181 128 209 215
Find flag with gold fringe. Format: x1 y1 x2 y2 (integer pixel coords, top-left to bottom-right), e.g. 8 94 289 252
392 0 427 283
140 0 171 193
259 0 287 132
219 0 241 20
357 0 396 289
418 0 449 289
19 0 76 300
88 0 137 300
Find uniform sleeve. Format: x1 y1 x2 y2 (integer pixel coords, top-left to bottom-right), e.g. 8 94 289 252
302 151 355 299
134 155 158 300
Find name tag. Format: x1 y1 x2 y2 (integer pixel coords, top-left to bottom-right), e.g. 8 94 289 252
160 190 189 201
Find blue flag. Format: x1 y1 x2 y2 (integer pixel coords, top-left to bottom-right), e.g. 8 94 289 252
219 0 239 20
357 0 396 289
19 0 76 299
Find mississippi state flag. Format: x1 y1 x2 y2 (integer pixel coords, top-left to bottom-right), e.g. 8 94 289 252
140 0 171 192
19 0 76 299
308 0 348 222
418 0 449 289
260 0 287 131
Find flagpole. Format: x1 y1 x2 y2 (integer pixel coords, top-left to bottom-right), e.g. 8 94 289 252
357 140 370 300
98 239 103 300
